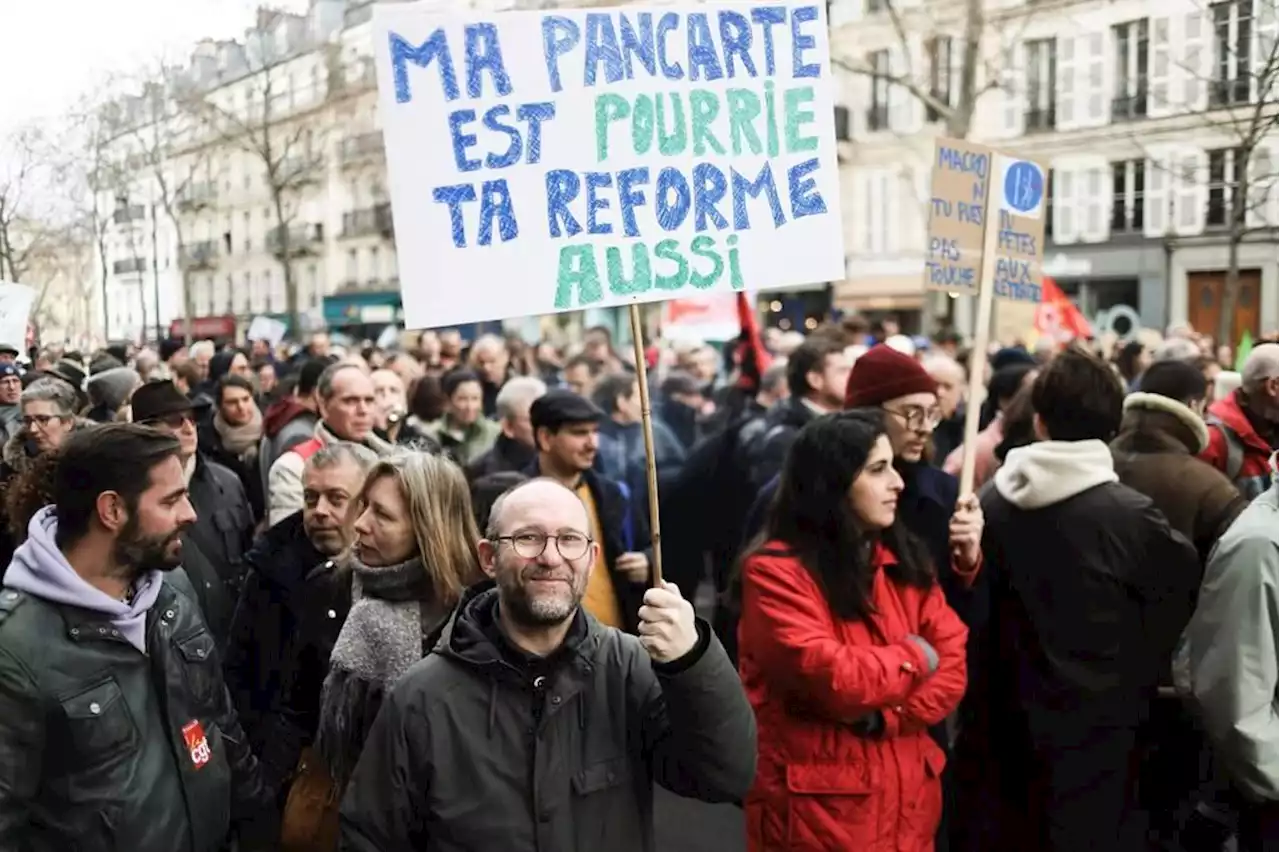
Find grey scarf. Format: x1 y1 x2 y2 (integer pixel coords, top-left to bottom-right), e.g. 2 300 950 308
315 556 434 786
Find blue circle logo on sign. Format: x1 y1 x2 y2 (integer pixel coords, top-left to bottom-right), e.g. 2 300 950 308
1004 161 1044 214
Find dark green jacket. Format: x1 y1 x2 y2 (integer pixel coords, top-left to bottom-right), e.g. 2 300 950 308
339 583 757 852
0 578 275 852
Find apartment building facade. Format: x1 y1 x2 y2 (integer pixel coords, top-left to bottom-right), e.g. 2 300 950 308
830 0 1278 340
96 0 408 342
95 0 641 345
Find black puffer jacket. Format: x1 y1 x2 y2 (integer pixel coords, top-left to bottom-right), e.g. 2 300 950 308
339 582 757 852
0 579 275 851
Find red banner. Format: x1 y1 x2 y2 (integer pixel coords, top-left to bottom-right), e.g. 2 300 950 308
1034 277 1092 345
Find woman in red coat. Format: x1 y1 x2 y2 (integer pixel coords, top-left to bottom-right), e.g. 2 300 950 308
739 410 968 851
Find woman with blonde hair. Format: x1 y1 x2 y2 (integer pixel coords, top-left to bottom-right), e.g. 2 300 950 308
282 451 480 851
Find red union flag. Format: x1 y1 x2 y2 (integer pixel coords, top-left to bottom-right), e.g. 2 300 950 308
182 720 212 770
1034 277 1092 345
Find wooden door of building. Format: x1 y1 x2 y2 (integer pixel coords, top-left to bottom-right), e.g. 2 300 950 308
1187 269 1261 345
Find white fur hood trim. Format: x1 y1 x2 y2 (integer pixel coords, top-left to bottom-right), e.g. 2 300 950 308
1123 392 1210 453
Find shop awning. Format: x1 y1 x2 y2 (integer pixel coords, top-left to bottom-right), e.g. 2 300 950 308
324 291 404 327
170 315 237 339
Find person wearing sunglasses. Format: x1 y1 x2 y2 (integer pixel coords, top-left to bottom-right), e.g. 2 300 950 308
131 381 255 649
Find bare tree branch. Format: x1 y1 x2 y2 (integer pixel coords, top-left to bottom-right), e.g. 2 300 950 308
171 19 330 332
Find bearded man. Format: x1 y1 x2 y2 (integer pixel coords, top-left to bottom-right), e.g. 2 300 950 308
0 423 274 850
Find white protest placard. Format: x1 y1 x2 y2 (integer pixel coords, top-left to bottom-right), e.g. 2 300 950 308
246 315 288 346
374 0 845 329
0 283 36 352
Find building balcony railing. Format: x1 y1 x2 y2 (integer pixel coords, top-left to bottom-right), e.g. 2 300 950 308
112 205 147 226
112 257 148 275
278 156 325 186
176 182 218 213
180 240 220 270
1209 77 1253 107
340 203 394 239
1111 85 1149 121
1025 106 1056 133
267 223 324 258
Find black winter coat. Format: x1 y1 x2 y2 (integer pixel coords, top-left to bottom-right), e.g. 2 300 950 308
954 479 1200 852
259 558 351 794
740 396 818 494
222 512 325 769
184 454 255 647
338 583 757 852
466 433 535 480
0 579 275 852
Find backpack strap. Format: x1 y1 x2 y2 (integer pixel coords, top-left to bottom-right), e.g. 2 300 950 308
1208 418 1245 482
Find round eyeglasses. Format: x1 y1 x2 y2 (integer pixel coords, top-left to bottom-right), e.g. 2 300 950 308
494 532 592 561
883 405 943 432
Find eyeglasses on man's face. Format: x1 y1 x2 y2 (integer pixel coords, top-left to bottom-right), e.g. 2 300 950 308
883 404 943 432
493 531 592 561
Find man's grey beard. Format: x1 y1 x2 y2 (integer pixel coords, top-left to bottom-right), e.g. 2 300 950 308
497 570 585 628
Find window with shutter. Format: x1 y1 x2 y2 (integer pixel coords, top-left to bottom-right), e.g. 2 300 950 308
1254 0 1278 100
1084 167 1108 240
1175 150 1206 235
1085 31 1108 124
1002 43 1026 137
1057 35 1077 128
1247 143 1278 226
1056 169 1078 242
926 36 957 123
1184 9 1209 109
1145 154 1170 236
1112 19 1151 120
869 50 891 132
1150 17 1173 114
890 48 910 132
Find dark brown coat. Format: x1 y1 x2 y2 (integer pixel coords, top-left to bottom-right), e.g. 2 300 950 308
1111 392 1247 563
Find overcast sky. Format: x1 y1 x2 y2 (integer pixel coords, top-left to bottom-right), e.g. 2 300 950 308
1 0 311 138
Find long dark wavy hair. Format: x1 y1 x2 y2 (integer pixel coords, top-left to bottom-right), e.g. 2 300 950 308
746 410 935 622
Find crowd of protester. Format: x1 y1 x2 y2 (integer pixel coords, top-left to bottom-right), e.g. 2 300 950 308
0 310 1274 852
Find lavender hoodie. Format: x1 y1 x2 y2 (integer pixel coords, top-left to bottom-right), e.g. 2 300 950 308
5 506 163 653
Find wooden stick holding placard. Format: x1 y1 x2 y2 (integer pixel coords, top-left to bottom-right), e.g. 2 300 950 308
627 303 664 588
957 190 1003 497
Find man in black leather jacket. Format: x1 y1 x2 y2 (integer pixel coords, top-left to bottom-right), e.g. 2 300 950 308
0 423 275 851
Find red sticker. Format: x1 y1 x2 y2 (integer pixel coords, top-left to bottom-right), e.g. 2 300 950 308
182 720 211 770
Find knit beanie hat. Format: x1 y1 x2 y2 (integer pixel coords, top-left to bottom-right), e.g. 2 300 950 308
87 367 141 412
845 344 938 409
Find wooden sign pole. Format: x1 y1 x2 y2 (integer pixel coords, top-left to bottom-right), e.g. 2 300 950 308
628 303 664 587
958 175 1003 497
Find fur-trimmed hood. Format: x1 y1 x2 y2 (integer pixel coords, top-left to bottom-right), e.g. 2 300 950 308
2 418 94 477
1115 392 1210 455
